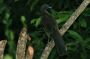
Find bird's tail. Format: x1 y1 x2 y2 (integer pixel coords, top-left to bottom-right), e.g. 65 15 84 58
50 29 67 56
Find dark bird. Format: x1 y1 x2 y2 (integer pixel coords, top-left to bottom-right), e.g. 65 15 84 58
40 4 67 56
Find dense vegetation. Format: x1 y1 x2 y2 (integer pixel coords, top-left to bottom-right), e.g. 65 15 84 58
0 0 90 59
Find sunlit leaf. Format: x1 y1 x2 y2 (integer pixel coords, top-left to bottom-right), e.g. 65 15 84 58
4 54 13 59
31 19 36 24
5 12 10 20
31 18 41 27
5 30 14 40
56 11 72 24
56 14 69 24
9 30 14 40
21 16 26 23
35 18 41 27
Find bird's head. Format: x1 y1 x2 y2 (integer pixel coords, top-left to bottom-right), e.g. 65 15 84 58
40 4 52 14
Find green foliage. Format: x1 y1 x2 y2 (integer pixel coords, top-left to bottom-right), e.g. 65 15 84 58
31 18 41 27
21 16 26 24
30 0 39 12
67 42 77 52
30 31 45 59
4 54 13 59
67 30 83 42
21 16 27 27
52 11 72 24
83 8 90 16
78 18 87 28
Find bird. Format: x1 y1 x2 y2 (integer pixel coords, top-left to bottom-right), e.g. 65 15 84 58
40 4 67 57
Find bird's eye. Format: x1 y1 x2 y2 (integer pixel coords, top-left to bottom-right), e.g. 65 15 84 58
47 8 52 13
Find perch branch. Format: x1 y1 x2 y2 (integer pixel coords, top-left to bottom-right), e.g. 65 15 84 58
16 27 28 59
40 0 90 59
0 40 7 59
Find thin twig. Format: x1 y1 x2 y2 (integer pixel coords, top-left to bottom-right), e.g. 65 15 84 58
0 40 7 59
40 0 90 59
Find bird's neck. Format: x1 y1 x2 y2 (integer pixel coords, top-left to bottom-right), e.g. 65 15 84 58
41 10 51 16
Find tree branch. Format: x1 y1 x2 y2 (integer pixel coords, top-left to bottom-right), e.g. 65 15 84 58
0 40 7 59
16 27 28 59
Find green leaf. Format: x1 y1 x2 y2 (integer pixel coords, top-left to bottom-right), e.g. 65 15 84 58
67 42 77 51
31 19 36 24
84 38 90 49
4 54 13 59
5 12 10 20
67 30 83 42
83 8 90 16
5 29 14 40
35 18 41 27
21 16 26 23
31 18 41 27
56 11 72 24
30 0 39 12
78 19 87 28
56 14 69 24
9 30 14 40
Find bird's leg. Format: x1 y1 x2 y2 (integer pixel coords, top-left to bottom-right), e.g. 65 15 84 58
43 28 51 43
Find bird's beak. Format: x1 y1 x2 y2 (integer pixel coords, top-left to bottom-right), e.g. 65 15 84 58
48 6 52 9
47 7 52 13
